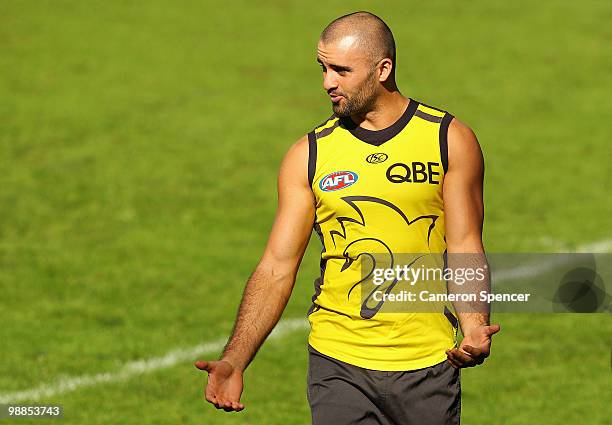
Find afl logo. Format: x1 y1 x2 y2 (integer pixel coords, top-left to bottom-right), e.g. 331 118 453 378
320 171 358 192
366 153 388 164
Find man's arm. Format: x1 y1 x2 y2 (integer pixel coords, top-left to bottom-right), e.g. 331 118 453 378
220 135 314 371
443 118 500 368
195 135 315 410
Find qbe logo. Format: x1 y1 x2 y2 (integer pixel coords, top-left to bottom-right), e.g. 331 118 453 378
320 171 358 192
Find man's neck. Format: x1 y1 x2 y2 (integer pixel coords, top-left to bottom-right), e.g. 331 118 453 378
350 92 410 131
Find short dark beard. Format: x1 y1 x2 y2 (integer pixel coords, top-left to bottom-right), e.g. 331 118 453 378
332 68 378 118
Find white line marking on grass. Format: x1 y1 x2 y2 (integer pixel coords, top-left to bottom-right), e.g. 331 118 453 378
1 238 610 403
492 238 612 282
576 239 612 253
0 318 309 404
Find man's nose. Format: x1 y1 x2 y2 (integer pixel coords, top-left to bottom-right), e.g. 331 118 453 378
323 71 338 92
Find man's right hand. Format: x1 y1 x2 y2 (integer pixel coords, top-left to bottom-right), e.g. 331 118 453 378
194 360 245 412
193 136 313 413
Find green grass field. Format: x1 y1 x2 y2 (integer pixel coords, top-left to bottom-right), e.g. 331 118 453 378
1 1 611 424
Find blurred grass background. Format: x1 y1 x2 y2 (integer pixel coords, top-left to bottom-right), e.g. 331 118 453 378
1 1 610 424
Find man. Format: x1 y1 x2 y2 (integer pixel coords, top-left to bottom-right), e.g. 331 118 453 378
195 11 500 424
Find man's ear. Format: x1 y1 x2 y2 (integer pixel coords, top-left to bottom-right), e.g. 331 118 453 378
377 58 394 82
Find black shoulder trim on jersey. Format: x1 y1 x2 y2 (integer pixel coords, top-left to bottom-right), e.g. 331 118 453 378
307 131 317 187
439 112 454 173
315 119 340 139
415 109 443 123
417 100 446 114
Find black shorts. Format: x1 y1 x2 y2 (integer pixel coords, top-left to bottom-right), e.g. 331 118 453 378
307 344 461 425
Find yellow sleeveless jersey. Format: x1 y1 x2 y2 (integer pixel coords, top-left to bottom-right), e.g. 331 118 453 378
306 98 459 371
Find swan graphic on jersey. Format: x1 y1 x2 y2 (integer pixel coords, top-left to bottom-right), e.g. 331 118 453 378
326 195 439 319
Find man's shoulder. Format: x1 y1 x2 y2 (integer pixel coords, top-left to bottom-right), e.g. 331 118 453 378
412 98 477 146
446 116 483 172
283 114 337 166
286 134 309 157
283 113 340 188
448 117 477 142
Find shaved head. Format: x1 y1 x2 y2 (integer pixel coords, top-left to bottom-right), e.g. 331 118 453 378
316 12 398 117
320 11 396 76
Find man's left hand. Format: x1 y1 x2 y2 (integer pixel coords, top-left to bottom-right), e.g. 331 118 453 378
445 324 500 368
